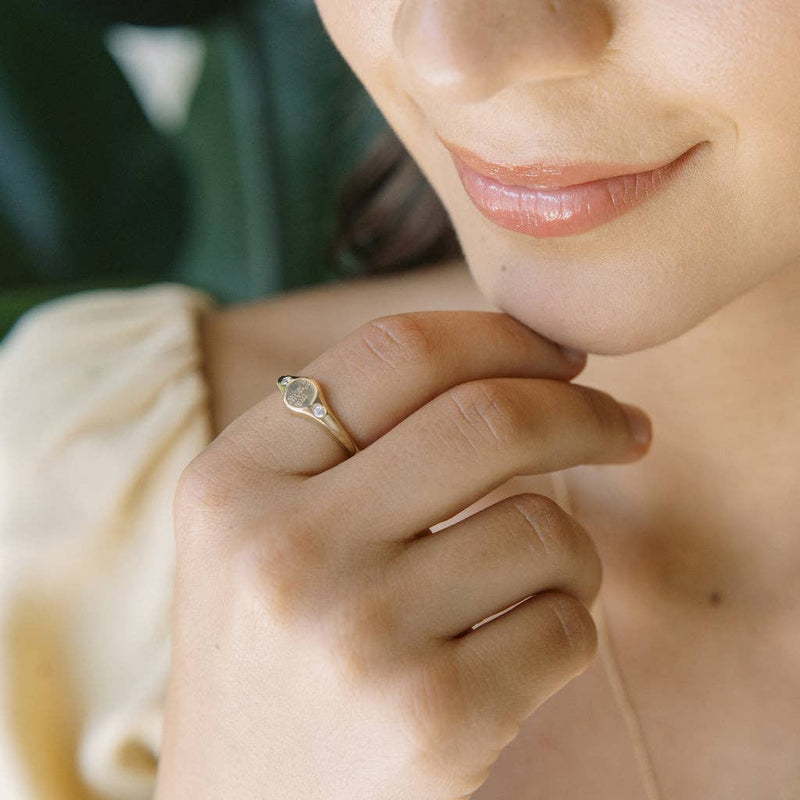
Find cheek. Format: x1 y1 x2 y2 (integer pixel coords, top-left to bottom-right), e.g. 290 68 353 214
314 0 397 88
633 0 800 219
638 0 800 115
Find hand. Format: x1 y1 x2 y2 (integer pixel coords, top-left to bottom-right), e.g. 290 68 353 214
154 311 651 800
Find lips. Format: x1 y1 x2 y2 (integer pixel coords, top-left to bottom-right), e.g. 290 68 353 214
441 137 707 238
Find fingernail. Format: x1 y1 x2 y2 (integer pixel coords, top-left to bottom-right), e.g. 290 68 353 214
560 345 587 364
620 403 652 446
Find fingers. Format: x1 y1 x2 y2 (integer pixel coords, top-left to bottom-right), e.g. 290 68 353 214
307 376 650 545
452 590 598 740
388 493 602 643
403 590 598 774
208 311 585 480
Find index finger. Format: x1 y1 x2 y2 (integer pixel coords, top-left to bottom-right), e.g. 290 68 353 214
213 311 585 480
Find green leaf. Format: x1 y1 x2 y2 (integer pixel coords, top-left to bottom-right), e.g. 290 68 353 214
0 0 187 287
170 0 388 302
32 0 250 28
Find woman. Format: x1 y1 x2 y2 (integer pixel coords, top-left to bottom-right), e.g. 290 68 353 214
2 1 799 798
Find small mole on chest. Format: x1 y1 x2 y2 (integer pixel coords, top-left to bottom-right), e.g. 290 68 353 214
708 590 723 607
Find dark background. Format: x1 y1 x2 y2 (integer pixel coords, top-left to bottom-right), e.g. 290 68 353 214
0 0 388 341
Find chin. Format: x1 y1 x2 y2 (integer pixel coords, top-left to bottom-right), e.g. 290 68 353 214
487 275 699 356
455 229 770 357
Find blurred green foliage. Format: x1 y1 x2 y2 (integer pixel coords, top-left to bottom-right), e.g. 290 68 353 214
34 0 249 27
0 0 388 341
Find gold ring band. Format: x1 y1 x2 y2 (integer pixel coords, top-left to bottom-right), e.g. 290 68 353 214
276 375 359 456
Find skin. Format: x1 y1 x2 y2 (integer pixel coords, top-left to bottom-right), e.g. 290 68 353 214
309 1 800 793
156 1 800 797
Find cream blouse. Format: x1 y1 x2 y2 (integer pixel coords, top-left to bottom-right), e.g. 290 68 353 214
0 284 217 799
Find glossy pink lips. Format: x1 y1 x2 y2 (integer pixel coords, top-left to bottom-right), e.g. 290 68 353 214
444 140 705 238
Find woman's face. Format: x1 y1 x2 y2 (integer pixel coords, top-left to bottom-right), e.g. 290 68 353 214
314 0 800 354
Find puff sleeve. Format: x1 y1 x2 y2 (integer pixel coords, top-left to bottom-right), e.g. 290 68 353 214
0 283 217 799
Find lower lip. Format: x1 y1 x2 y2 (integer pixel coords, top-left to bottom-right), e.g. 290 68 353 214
452 142 705 238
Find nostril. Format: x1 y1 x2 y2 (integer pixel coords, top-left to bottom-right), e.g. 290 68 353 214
393 0 615 104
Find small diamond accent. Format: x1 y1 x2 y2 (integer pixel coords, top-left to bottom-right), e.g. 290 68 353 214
280 376 292 386
311 403 327 418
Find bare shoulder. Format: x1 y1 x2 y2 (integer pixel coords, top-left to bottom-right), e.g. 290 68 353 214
198 258 491 434
216 257 492 359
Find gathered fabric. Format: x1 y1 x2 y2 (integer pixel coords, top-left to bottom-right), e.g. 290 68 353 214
0 284 216 799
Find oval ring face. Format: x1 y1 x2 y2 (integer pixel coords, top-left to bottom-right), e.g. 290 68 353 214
284 377 318 409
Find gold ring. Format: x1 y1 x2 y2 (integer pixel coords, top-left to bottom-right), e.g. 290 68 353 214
276 375 359 456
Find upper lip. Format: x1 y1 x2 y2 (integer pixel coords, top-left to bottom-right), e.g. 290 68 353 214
437 133 700 190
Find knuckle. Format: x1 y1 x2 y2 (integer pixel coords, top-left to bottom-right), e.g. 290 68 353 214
543 592 598 664
173 437 287 548
356 313 436 375
174 455 223 515
174 433 264 515
507 494 602 605
444 380 524 454
513 494 597 566
508 492 571 557
173 452 238 535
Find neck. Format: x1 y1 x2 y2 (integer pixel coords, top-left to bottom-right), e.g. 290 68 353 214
564 257 800 621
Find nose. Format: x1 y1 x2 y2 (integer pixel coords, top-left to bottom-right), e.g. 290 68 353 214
393 0 615 104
